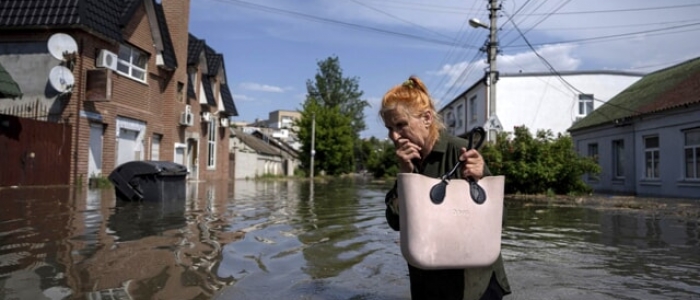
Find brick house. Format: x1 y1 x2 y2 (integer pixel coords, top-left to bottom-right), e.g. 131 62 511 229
0 0 237 185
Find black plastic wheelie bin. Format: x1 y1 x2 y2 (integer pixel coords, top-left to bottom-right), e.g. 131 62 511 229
109 161 188 201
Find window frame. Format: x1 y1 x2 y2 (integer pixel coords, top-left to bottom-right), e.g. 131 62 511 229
587 143 599 182
578 94 594 116
456 103 464 129
643 135 660 180
469 95 477 123
612 139 625 179
117 44 148 83
683 128 700 180
207 117 217 169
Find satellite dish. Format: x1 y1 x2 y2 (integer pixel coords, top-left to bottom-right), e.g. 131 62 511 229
49 65 75 93
48 33 78 60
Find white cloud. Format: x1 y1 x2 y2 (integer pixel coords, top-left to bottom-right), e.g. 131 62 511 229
428 44 581 103
232 94 255 102
239 82 286 93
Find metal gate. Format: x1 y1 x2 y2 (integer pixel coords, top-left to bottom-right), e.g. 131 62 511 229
0 114 72 186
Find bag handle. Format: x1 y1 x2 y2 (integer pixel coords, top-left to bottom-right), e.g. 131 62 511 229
429 127 487 205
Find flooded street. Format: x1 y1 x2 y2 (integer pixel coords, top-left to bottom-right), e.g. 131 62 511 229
1 178 699 300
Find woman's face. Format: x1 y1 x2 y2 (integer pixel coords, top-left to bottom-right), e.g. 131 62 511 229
382 107 431 150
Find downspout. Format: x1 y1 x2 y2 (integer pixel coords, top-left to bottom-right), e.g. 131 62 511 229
72 37 84 185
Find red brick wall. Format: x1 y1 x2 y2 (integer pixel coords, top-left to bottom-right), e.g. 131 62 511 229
2 0 232 184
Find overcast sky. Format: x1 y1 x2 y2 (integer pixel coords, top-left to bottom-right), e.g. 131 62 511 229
189 0 700 138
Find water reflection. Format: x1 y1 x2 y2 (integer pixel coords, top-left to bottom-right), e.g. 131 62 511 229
0 179 699 300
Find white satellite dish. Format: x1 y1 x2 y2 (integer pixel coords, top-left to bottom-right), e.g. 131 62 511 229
47 33 78 60
49 65 75 93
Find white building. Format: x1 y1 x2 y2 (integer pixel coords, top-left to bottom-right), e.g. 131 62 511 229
439 71 644 139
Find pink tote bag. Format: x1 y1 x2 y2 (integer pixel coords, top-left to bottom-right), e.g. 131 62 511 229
397 173 504 269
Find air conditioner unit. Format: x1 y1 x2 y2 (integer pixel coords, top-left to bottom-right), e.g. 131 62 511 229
201 112 212 123
220 117 229 127
185 104 192 114
180 111 194 126
96 49 118 71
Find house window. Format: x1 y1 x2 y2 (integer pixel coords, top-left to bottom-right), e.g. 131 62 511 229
117 44 147 82
587 143 599 181
456 104 464 128
151 134 162 160
177 82 184 103
612 139 625 179
644 136 659 179
684 128 700 179
207 118 217 168
469 96 477 123
578 94 594 116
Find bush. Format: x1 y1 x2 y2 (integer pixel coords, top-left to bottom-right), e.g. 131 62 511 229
480 126 600 195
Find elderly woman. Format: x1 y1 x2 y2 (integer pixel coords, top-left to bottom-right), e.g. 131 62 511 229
380 76 511 300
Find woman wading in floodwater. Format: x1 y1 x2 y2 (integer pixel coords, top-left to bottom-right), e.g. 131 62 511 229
380 76 511 300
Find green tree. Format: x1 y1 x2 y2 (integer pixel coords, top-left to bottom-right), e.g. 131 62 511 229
364 138 398 179
296 56 369 176
481 126 600 195
306 56 369 137
296 100 355 176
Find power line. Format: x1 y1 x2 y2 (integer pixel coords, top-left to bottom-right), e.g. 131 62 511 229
501 10 645 121
519 3 700 16
428 1 487 100
500 0 572 46
210 0 480 50
503 21 700 49
520 18 700 31
348 0 453 40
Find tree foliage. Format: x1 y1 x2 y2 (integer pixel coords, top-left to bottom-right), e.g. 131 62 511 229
296 56 367 176
305 56 369 137
296 100 355 176
480 126 601 195
358 137 398 178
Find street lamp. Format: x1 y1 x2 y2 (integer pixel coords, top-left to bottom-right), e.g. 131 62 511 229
470 0 500 142
468 18 488 29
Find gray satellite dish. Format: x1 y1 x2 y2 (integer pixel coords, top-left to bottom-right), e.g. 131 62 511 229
49 65 75 93
48 33 78 60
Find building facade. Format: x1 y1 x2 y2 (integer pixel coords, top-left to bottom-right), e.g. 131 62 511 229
439 71 643 139
569 58 700 199
0 0 237 186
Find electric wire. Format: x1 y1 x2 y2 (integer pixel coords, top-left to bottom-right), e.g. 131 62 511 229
429 1 487 102
210 0 480 50
502 10 646 121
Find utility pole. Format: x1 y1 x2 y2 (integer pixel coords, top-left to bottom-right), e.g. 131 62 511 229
487 0 499 142
310 113 315 179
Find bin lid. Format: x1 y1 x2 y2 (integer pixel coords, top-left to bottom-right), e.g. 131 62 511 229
114 160 188 176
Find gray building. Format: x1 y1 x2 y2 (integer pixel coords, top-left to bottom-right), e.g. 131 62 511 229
569 57 700 199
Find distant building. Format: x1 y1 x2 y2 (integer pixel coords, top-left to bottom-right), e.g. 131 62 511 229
569 57 700 198
439 71 644 140
238 109 302 151
229 128 299 179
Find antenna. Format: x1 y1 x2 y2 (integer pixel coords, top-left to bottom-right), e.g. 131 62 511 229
47 33 78 60
48 65 75 93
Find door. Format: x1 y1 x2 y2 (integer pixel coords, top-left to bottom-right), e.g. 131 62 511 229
187 138 198 180
88 123 103 177
117 128 139 166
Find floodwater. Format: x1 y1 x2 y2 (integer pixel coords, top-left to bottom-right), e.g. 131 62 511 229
0 178 699 300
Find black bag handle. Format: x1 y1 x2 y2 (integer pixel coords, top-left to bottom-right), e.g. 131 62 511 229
429 127 487 205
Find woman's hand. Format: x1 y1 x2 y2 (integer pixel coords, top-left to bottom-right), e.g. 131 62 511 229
460 148 484 180
395 138 422 173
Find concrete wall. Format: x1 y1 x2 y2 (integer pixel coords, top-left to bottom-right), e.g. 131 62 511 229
440 72 643 139
497 73 641 136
